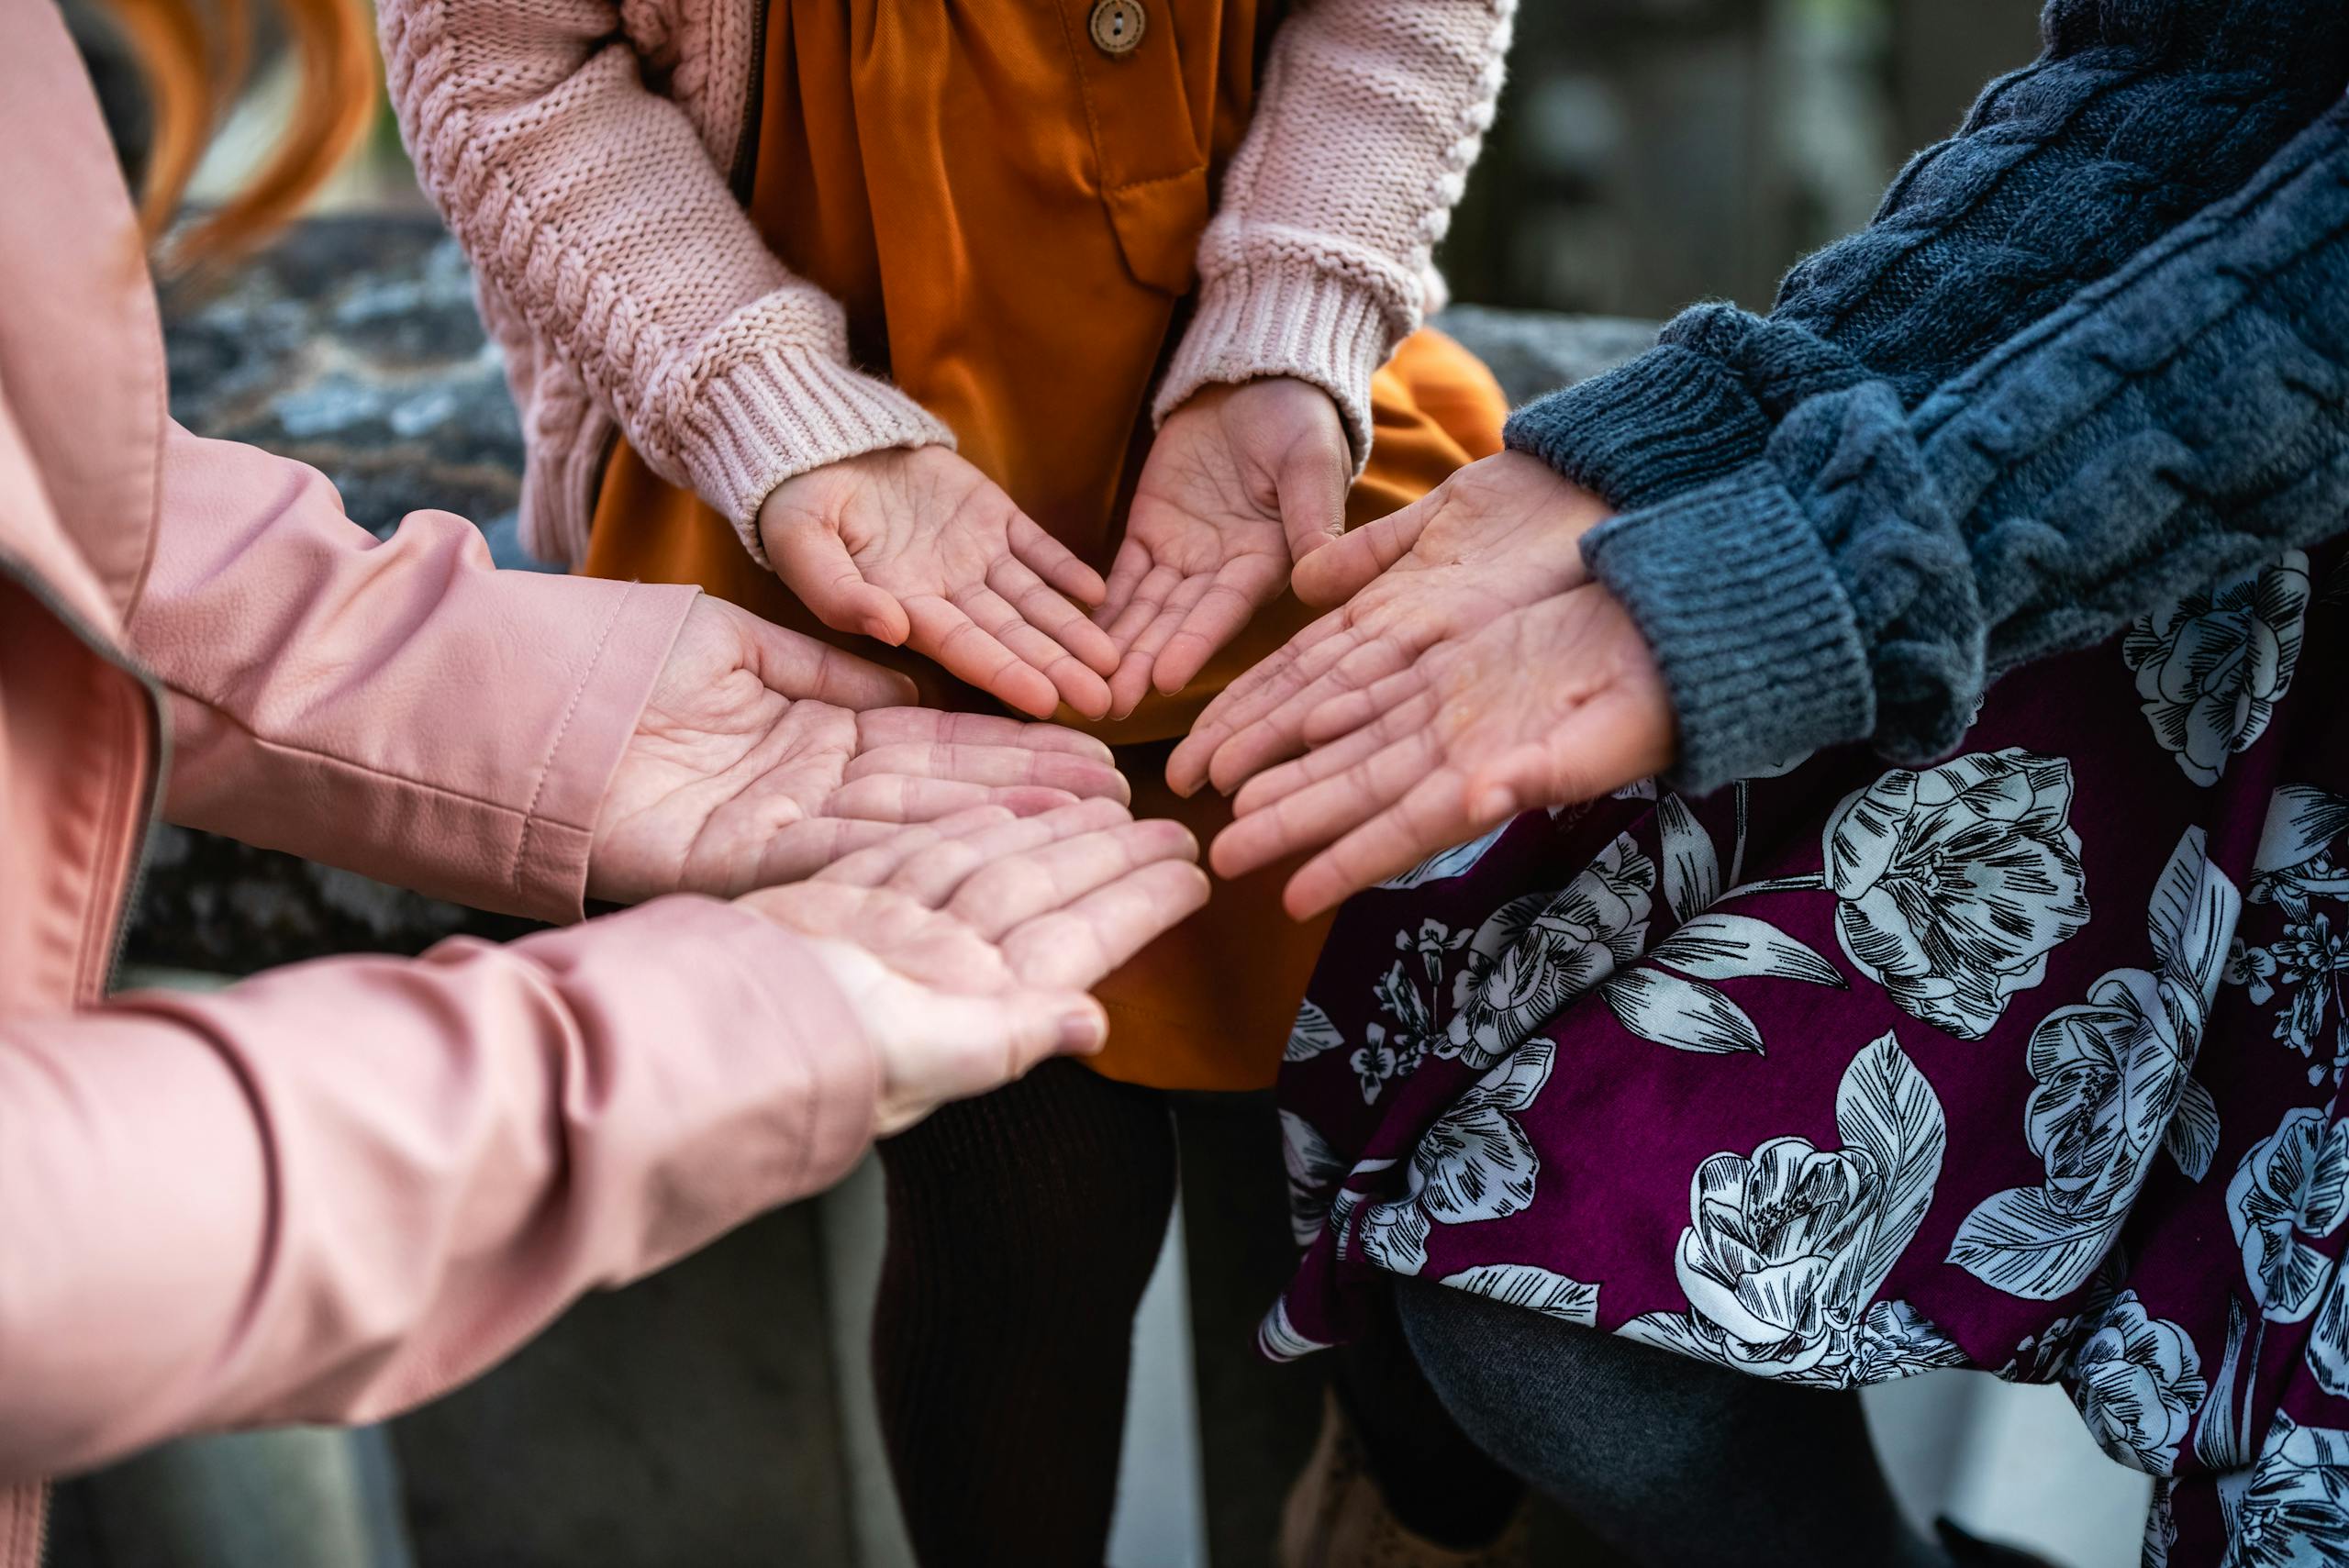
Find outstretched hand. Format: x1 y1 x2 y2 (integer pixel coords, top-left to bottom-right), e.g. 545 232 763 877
1096 378 1351 717
588 597 1130 905
758 447 1121 719
1167 450 1613 796
740 798 1209 1134
1206 583 1675 920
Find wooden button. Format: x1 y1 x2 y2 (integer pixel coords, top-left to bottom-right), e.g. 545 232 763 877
1088 0 1145 57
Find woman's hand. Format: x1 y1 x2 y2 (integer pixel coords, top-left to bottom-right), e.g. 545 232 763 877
740 799 1209 1134
1168 450 1612 796
1096 378 1351 717
588 598 1131 904
757 447 1121 719
1208 585 1676 919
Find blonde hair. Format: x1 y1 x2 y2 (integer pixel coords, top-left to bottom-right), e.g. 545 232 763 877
101 0 377 266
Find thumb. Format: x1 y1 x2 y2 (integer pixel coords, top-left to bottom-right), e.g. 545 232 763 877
1275 429 1350 569
879 988 1108 1135
715 600 918 708
1290 492 1434 608
763 514 912 647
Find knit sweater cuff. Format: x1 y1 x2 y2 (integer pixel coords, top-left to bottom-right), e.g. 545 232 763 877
676 347 959 568
1505 343 1774 513
1153 256 1397 474
1581 473 1875 796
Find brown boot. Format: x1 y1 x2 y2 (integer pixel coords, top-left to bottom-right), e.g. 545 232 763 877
1277 1389 1532 1568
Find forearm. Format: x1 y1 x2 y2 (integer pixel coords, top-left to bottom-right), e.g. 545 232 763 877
130 426 696 921
378 0 951 539
1154 0 1515 463
1513 0 2349 511
1582 104 2349 794
0 899 875 1484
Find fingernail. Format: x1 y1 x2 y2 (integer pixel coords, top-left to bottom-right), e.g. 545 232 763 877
1059 1010 1107 1054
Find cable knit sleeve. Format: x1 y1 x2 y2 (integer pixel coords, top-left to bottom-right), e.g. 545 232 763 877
1508 0 2349 513
376 0 954 561
1152 0 1516 466
1582 106 2349 796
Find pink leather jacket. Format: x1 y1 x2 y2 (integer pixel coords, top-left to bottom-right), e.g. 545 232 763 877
0 7 882 1559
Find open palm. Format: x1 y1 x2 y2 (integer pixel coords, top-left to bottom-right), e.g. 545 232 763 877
759 448 1120 719
588 599 1129 905
1208 585 1675 918
741 799 1208 1133
1169 451 1610 796
1097 378 1350 717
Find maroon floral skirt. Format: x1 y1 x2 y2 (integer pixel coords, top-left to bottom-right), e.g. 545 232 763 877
1271 541 2349 1567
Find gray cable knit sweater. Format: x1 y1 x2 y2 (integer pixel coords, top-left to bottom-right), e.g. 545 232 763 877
1504 2 2349 795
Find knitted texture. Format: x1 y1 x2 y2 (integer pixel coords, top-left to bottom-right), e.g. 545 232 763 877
1152 0 1517 467
1511 0 2349 513
380 0 1511 564
1583 104 2349 795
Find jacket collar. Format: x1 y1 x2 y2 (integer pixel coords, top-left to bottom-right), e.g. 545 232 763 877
0 0 168 632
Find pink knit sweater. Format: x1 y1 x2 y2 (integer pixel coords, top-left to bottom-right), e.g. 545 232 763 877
379 0 1515 567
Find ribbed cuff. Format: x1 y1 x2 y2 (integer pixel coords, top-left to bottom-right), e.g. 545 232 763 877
1581 473 1876 797
1153 256 1397 473
675 346 959 566
1505 343 1774 512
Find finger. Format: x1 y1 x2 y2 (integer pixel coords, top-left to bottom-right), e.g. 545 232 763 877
1462 690 1676 820
1275 427 1350 566
1108 573 1212 717
998 860 1213 989
710 599 918 707
847 740 1130 799
812 806 1025 887
946 818 1200 940
1009 513 1108 607
853 708 1116 765
767 524 912 645
896 985 1112 1111
1284 765 1493 919
882 796 1136 906
957 584 1115 720
1209 728 1437 883
1298 654 1428 748
990 557 1121 677
1208 640 1421 795
1290 493 1437 608
1229 685 1442 817
824 774 1085 822
1152 562 1283 696
1093 537 1156 630
902 597 1063 719
1165 608 1356 793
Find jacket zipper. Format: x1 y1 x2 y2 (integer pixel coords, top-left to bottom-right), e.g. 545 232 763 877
726 0 769 204
0 553 172 999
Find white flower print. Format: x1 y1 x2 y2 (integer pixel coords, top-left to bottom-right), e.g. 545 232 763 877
1286 1000 1346 1064
2067 1291 2207 1475
1443 834 1653 1069
2124 550 2310 787
2146 1478 2178 1568
2232 786 2349 1085
2221 1415 2349 1568
1949 830 2239 1300
1620 1034 1959 1387
1256 1296 1333 1362
2308 1265 2349 1401
1379 824 1509 890
1281 1108 1347 1249
2227 1106 2349 1324
1439 1263 1599 1328
1822 750 2089 1040
2249 786 2349 919
1353 1041 1556 1277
